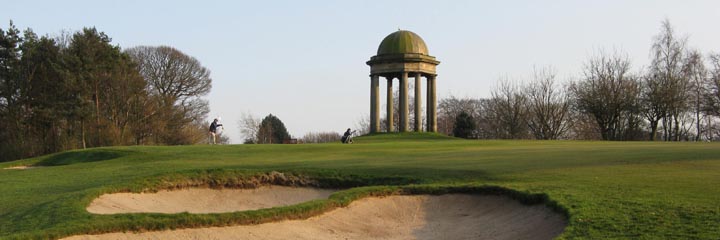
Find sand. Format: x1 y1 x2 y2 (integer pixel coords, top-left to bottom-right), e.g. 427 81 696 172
2 165 37 170
87 186 336 214
69 194 566 240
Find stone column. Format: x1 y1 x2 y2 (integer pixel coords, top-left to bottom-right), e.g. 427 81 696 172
430 75 437 132
386 77 394 132
370 75 380 133
399 72 409 132
414 73 422 132
427 75 437 132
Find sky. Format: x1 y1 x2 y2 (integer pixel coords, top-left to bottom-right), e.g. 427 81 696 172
3 0 719 143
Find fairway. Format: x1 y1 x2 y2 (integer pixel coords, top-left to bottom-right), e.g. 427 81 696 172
1 133 719 239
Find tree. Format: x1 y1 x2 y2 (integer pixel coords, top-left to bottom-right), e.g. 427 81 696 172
20 33 71 155
644 19 690 141
706 53 720 141
524 67 571 140
125 45 212 144
256 114 290 144
487 78 528 139
237 111 261 144
354 114 370 136
63 27 150 147
0 20 24 161
437 95 482 136
708 54 720 116
66 27 120 147
567 111 602 140
570 50 640 140
683 50 708 141
452 111 476 139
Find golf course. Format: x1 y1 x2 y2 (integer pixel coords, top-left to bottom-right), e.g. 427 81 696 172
1 133 719 239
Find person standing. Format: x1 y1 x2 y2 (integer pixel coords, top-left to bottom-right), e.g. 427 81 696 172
209 118 223 144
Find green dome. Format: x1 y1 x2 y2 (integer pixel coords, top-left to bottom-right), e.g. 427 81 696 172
377 30 429 55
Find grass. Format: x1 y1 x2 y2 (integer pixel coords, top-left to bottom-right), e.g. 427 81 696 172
0 133 718 239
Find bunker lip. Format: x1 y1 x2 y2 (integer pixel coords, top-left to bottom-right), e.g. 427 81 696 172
87 185 336 214
67 194 566 240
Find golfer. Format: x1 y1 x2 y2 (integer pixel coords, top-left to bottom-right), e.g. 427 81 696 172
209 118 223 144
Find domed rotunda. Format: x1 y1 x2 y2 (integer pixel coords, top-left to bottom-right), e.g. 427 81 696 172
366 30 440 133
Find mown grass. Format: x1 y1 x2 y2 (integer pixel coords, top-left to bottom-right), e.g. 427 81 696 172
0 133 718 239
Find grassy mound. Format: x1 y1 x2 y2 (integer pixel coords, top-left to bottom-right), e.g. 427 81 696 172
354 132 457 143
0 134 719 239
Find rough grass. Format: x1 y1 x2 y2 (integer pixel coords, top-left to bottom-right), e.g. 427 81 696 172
0 133 718 239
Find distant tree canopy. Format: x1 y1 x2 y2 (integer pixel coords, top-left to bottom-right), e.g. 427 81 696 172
256 114 290 144
0 21 212 162
452 111 476 139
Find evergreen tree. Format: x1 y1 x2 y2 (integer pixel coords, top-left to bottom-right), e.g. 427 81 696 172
257 114 290 144
453 111 476 139
20 34 71 155
0 20 24 161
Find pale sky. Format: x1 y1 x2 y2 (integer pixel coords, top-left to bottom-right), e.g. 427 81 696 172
3 0 719 143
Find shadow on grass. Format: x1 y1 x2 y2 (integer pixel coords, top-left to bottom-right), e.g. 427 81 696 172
35 149 132 166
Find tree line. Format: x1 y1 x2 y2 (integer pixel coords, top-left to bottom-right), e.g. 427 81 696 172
438 20 720 141
0 21 213 162
238 112 343 144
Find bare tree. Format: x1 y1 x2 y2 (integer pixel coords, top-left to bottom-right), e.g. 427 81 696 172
644 19 689 141
567 112 602 140
707 54 720 116
125 46 212 144
570 50 640 140
355 114 370 136
682 50 708 141
237 112 260 144
640 72 669 141
524 67 571 139
125 46 211 106
705 53 720 141
487 78 528 139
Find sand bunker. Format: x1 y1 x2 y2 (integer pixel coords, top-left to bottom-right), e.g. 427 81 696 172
3 165 37 170
87 186 336 214
69 194 566 240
